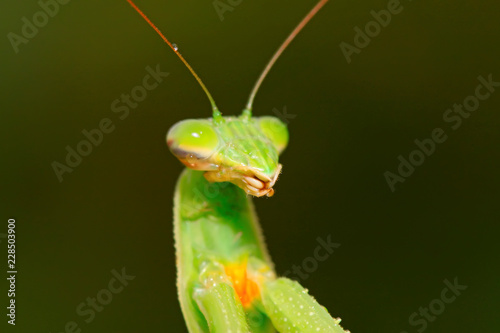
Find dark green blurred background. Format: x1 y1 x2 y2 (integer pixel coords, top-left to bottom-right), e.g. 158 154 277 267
1 0 499 332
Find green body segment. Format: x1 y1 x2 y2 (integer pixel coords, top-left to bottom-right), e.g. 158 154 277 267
195 282 250 333
174 168 276 332
174 168 272 267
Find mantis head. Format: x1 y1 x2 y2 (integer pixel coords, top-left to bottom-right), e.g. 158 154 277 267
167 115 288 197
125 0 314 197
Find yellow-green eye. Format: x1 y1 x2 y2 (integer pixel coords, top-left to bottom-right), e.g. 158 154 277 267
258 116 289 154
167 119 219 162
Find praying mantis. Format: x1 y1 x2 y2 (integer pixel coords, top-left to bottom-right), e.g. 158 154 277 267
127 0 349 332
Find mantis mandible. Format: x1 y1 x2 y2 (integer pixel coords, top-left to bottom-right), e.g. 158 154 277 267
127 0 349 332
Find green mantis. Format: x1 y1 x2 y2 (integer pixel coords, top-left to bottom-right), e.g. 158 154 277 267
127 0 349 332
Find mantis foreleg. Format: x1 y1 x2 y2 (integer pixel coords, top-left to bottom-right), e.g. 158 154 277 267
262 278 347 333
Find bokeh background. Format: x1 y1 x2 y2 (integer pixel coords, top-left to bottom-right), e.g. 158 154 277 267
1 0 499 332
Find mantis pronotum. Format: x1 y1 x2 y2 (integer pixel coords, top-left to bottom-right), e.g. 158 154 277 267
127 0 348 332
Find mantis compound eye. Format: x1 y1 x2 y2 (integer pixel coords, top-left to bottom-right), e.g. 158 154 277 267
258 116 289 154
167 119 219 168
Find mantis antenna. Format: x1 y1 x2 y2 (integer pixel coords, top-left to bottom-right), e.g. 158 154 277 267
244 0 330 115
126 0 223 121
127 0 329 120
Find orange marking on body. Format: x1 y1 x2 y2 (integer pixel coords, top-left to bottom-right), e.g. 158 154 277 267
225 261 260 308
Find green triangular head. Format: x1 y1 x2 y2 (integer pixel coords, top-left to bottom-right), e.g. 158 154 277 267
167 114 288 197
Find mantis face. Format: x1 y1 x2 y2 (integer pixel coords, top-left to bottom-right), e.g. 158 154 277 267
167 116 288 197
